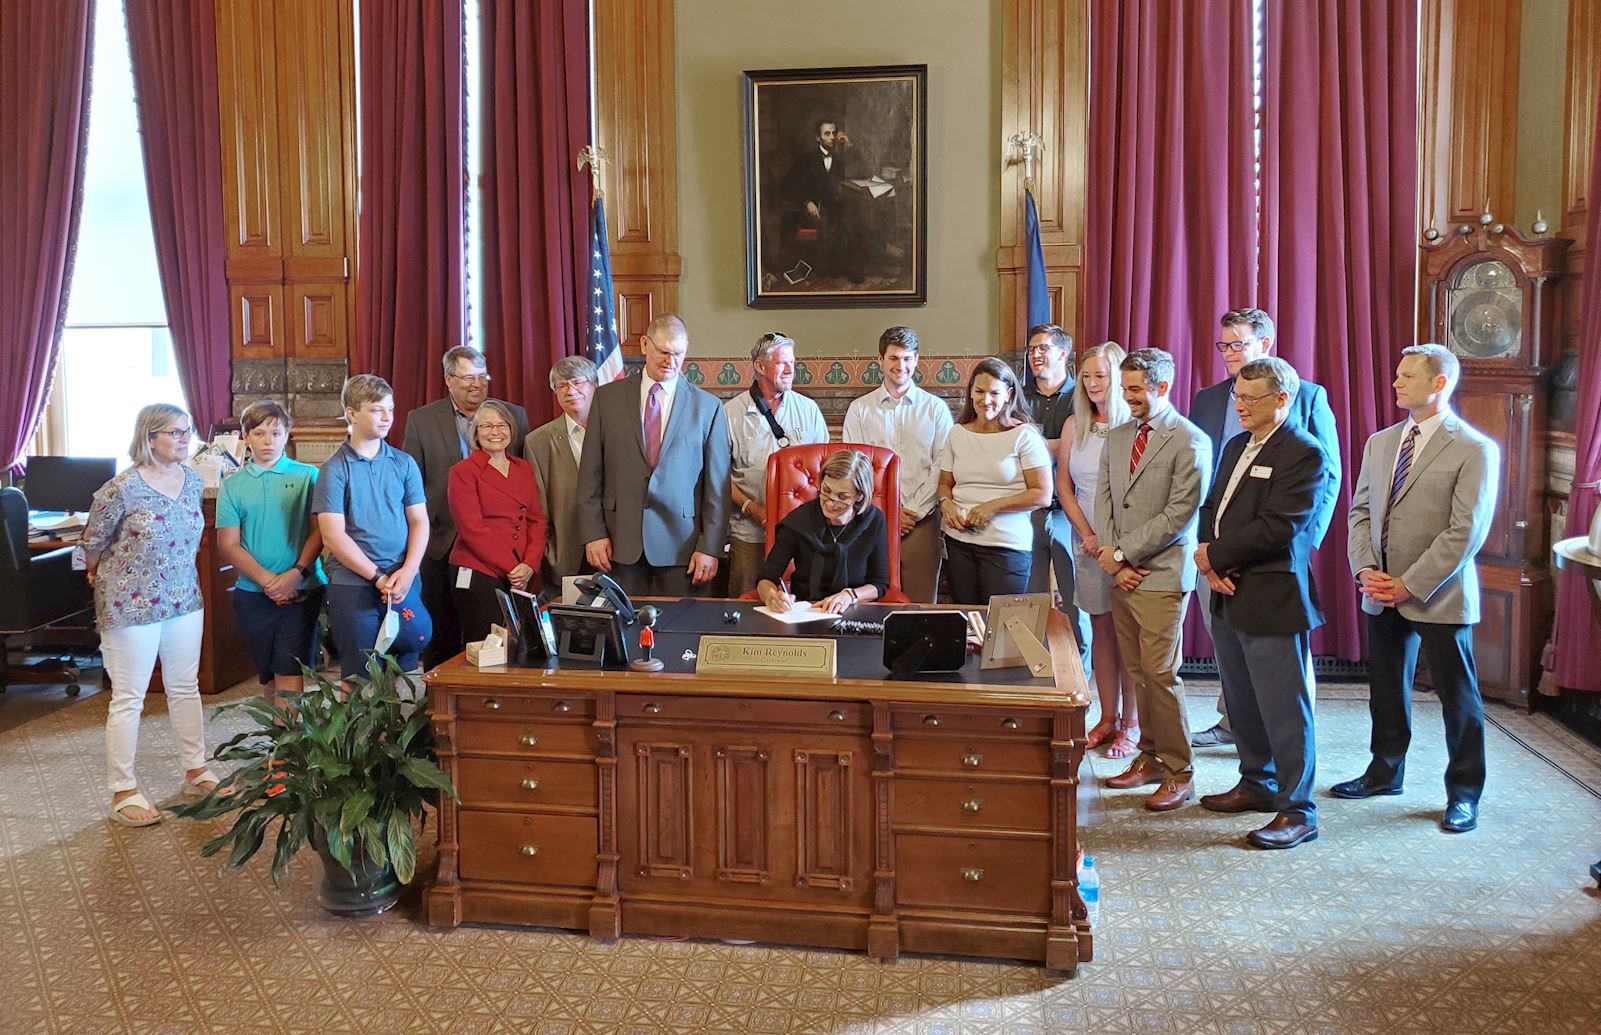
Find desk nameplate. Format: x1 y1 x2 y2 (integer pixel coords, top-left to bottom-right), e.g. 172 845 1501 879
694 635 837 679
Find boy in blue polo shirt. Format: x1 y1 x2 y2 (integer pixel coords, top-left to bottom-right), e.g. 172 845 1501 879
216 401 327 698
313 374 433 678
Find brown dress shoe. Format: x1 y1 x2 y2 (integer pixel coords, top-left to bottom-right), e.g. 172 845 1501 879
1246 813 1319 849
1145 777 1194 811
1200 784 1278 814
1103 757 1164 789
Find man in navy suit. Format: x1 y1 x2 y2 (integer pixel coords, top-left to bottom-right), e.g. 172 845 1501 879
1187 308 1340 747
1196 357 1334 849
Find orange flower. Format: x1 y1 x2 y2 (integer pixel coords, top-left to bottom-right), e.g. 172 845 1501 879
272 771 287 780
266 784 287 797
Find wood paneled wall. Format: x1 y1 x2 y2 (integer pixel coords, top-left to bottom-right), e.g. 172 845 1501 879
593 0 682 353
1419 0 1523 232
215 0 356 415
1562 0 1598 236
997 0 1089 351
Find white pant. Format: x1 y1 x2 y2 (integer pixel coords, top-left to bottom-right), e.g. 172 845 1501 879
102 609 207 794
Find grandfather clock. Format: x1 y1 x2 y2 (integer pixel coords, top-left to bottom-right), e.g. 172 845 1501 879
1419 219 1569 709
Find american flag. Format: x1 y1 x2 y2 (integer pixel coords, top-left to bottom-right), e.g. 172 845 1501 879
587 194 625 384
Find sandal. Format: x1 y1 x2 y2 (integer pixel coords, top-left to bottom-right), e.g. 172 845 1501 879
1106 725 1140 759
180 768 226 798
1086 718 1119 750
110 792 162 828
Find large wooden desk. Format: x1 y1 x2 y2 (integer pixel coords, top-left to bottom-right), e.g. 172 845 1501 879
424 600 1094 972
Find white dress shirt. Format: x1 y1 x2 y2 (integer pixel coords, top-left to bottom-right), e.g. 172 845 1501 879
640 373 681 454
1213 419 1284 537
1389 408 1448 491
724 389 829 543
564 414 585 466
841 384 954 521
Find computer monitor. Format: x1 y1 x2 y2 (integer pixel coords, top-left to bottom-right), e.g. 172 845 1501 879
22 456 116 513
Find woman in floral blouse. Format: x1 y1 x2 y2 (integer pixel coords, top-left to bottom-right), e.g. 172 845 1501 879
82 404 220 827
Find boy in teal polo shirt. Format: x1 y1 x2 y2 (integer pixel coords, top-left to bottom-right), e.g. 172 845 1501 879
216 401 327 698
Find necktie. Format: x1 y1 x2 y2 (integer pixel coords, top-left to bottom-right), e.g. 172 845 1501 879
1129 422 1151 475
1380 425 1419 555
644 382 663 468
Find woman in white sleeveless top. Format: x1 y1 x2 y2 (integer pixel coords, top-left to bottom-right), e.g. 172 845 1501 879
1057 343 1140 758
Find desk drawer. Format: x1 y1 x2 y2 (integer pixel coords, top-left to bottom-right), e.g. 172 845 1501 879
896 833 1049 915
894 776 1049 832
617 694 868 730
457 757 596 808
457 719 595 757
891 708 1050 736
457 694 593 720
895 737 1049 776
458 812 597 888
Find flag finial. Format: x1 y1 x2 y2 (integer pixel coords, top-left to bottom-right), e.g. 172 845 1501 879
577 145 610 200
1007 131 1045 192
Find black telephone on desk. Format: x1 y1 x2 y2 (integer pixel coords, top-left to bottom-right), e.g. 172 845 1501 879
574 574 637 624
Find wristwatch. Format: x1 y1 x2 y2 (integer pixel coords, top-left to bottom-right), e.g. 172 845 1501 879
369 569 386 586
292 563 307 577
1112 548 1126 564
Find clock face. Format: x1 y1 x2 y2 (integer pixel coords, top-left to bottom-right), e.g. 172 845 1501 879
1446 260 1522 360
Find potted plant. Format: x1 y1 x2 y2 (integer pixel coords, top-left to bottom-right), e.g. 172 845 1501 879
173 655 457 916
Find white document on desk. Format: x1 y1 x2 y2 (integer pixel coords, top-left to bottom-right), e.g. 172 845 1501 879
847 177 896 199
755 603 836 624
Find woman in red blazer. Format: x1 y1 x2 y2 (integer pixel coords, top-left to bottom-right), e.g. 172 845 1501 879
447 400 549 645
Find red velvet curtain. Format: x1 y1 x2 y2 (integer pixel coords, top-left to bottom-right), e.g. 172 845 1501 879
356 0 466 444
1553 92 1601 691
1258 0 1418 661
125 0 232 436
480 0 590 429
0 0 94 471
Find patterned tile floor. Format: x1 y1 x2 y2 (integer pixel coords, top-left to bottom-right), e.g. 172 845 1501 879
2 680 1598 1034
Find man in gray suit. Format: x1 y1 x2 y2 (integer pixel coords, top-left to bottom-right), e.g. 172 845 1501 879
578 314 731 596
524 355 597 585
1095 348 1213 811
403 346 530 666
1337 344 1499 834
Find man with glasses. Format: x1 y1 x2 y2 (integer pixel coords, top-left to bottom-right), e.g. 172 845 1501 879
403 346 530 666
1187 309 1339 748
725 332 828 596
1022 324 1091 664
525 356 598 585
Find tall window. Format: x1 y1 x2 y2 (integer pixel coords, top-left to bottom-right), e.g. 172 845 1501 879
51 0 184 464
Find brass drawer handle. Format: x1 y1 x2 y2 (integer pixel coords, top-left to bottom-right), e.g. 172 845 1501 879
962 799 982 812
643 702 662 714
520 844 539 857
552 700 572 712
961 867 985 882
827 709 846 721
484 698 502 711
1001 717 1019 729
962 753 983 767
922 714 939 727
519 733 538 747
520 778 540 791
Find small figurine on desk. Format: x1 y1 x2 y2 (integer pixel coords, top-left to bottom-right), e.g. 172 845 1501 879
629 604 664 672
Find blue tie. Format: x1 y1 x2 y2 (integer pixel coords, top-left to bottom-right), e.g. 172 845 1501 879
1380 425 1419 556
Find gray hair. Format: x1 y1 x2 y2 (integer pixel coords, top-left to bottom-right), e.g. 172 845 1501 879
818 449 875 516
1237 356 1301 404
1401 343 1460 394
549 355 597 389
443 346 486 374
752 332 796 364
468 400 518 451
128 403 191 467
643 313 688 345
1072 342 1132 446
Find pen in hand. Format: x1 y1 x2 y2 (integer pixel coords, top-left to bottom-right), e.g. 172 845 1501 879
776 577 796 613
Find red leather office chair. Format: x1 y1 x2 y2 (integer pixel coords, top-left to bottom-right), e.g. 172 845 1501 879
759 443 907 604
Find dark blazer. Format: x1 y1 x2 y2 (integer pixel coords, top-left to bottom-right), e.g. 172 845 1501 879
446 451 546 586
576 373 731 568
757 500 890 602
1190 376 1340 546
403 396 530 560
1199 422 1331 636
524 416 585 580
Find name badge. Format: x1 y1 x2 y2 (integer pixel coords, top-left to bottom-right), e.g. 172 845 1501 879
456 566 473 589
1249 465 1273 479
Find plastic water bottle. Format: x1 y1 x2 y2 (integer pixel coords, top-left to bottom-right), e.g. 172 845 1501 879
1077 855 1100 929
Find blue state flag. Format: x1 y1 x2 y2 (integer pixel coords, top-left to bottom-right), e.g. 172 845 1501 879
587 195 625 384
1024 187 1051 330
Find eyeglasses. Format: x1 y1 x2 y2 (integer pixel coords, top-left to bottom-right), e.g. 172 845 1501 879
450 371 493 384
1026 343 1065 355
1229 388 1277 406
1215 339 1256 353
151 427 194 440
758 332 791 344
475 422 511 434
818 488 858 506
554 378 592 391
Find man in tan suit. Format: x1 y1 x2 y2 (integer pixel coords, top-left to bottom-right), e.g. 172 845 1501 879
1095 348 1212 811
524 356 597 585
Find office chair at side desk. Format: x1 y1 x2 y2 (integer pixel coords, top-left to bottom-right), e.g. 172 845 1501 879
1 487 93 696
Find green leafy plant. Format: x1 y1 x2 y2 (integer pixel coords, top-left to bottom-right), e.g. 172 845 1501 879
173 654 457 886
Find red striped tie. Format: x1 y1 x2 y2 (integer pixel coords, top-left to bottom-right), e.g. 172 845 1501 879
1129 421 1151 475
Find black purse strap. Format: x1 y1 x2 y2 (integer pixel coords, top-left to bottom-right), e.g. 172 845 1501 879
749 384 788 444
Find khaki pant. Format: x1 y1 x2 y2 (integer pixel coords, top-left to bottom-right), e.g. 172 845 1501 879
1109 587 1192 777
899 512 943 603
727 538 767 597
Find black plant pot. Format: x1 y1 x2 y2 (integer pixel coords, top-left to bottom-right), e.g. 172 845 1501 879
311 830 402 917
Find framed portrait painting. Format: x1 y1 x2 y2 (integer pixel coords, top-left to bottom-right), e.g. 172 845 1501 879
743 64 928 308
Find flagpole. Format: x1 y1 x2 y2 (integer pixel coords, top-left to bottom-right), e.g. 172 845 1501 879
578 145 626 384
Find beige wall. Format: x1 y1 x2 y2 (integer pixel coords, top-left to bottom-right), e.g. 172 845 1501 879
674 0 1000 358
1515 0 1569 230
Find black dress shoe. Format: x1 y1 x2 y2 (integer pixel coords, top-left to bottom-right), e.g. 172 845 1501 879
1330 777 1403 800
1190 724 1235 747
1246 814 1319 850
1200 784 1278 814
1441 800 1478 833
